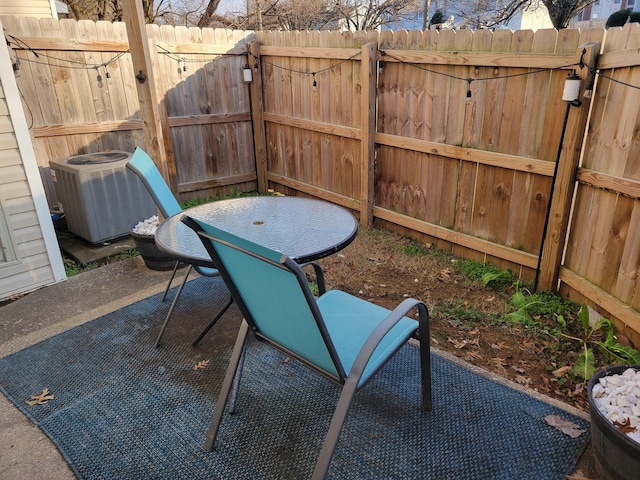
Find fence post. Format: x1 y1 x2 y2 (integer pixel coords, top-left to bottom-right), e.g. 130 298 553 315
537 42 600 291
249 41 268 194
360 42 377 227
122 2 177 195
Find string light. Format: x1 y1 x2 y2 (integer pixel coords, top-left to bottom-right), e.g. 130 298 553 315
243 63 253 82
379 49 587 99
7 33 640 96
562 71 582 106
254 51 362 91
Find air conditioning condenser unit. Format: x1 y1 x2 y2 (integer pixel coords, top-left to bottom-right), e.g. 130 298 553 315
50 151 156 244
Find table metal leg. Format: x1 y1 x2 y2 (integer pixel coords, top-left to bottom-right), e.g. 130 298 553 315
154 264 192 348
161 260 181 303
191 294 234 346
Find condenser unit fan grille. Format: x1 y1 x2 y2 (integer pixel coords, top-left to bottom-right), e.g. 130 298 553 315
67 152 130 165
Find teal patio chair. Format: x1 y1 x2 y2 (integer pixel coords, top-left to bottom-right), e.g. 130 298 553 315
183 215 432 480
126 148 232 347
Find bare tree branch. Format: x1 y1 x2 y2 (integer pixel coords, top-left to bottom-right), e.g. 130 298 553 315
197 0 222 27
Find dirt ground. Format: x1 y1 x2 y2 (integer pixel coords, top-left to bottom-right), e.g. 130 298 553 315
316 227 611 414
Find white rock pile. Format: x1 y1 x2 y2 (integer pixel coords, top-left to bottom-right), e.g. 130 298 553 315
132 215 159 236
591 367 640 444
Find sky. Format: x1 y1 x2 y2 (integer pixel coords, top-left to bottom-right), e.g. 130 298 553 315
216 0 244 15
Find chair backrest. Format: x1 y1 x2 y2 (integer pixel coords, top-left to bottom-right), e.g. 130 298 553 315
126 148 182 219
182 215 345 381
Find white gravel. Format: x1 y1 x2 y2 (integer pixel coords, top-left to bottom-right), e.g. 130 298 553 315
591 367 640 444
131 215 159 236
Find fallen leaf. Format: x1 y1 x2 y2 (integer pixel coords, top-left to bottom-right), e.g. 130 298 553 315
520 339 542 353
491 342 507 350
26 388 54 406
552 365 572 377
464 350 482 361
512 365 526 373
468 328 479 335
613 418 636 434
515 375 531 386
545 415 586 438
193 359 210 371
447 337 468 349
539 375 552 393
490 357 509 369
567 383 584 398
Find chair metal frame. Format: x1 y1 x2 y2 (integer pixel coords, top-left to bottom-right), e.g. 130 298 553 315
183 215 432 480
126 148 232 347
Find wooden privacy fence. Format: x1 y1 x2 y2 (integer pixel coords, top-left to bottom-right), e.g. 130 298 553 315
1 16 257 204
2 17 640 345
559 24 640 344
255 29 598 278
253 27 640 345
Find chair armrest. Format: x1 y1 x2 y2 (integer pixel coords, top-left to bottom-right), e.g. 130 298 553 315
348 298 428 384
300 262 326 295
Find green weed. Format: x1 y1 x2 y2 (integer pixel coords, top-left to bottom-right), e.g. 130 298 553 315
557 305 640 380
401 241 432 256
64 258 99 277
435 300 498 327
502 287 640 380
452 259 513 288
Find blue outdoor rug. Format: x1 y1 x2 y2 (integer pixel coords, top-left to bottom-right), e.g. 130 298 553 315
1 277 590 479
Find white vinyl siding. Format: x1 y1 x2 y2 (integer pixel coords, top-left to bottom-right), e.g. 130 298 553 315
0 1 56 19
0 20 65 300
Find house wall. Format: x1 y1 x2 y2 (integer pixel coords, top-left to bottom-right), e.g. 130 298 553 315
0 0 57 19
587 0 638 20
0 17 65 300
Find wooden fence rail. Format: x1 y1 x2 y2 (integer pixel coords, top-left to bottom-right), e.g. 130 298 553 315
2 17 640 345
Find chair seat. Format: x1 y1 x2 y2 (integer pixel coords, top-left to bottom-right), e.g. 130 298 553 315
317 290 418 387
194 266 219 277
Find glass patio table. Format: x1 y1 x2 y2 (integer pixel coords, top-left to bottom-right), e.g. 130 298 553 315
154 195 358 345
155 195 358 267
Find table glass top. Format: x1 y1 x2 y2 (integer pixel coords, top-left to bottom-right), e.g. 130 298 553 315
155 196 358 265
